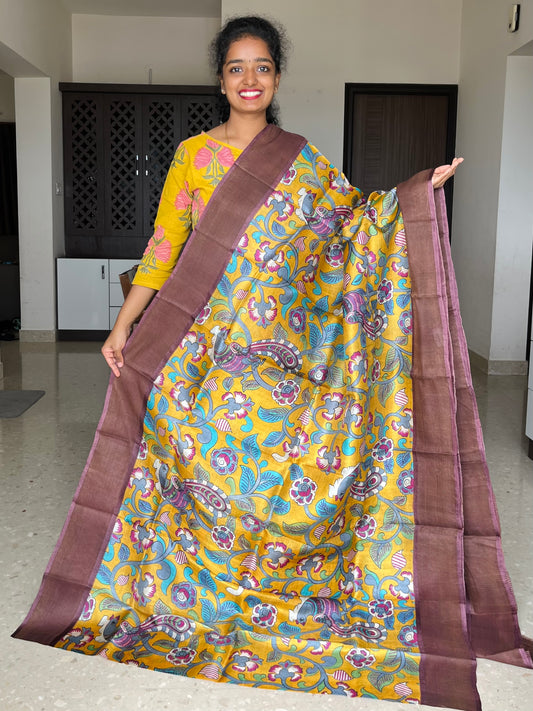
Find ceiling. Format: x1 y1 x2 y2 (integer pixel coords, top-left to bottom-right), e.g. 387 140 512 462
60 0 221 18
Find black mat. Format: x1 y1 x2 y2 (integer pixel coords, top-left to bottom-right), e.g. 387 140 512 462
0 390 45 418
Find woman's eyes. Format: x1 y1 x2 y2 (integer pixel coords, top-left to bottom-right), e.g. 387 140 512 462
228 65 271 73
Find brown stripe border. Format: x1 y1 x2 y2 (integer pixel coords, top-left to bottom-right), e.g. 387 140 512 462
13 125 307 645
398 172 532 711
398 171 480 711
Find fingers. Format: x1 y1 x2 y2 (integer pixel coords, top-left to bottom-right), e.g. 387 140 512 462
101 346 123 378
432 157 464 188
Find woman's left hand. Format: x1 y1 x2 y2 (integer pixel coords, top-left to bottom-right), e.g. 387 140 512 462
432 157 464 188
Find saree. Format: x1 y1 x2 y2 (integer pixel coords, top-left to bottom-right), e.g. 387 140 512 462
13 125 532 710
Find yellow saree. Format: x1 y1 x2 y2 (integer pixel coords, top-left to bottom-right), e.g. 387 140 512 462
13 126 532 710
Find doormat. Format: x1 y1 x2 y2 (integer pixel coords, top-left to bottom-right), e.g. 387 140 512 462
0 390 45 418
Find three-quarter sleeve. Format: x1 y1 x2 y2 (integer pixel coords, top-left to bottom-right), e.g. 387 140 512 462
132 143 193 291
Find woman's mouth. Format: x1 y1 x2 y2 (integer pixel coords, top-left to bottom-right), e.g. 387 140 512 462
238 90 263 100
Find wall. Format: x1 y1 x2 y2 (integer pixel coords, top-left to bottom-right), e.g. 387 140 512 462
0 0 72 339
491 53 533 365
72 15 220 84
0 0 71 79
15 78 56 335
0 70 15 121
222 0 462 167
452 0 533 365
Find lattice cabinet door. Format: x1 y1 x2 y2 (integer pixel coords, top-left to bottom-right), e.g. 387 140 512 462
141 95 181 238
103 95 144 242
63 93 105 245
182 95 218 141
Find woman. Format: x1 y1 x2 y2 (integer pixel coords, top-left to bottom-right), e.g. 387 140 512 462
14 15 530 711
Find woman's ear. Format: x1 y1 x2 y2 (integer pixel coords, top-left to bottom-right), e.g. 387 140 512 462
220 79 226 95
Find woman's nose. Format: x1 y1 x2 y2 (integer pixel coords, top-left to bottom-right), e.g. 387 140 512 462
242 66 257 85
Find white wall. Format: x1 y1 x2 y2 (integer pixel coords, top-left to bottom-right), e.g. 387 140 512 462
0 0 72 339
73 15 220 84
15 78 56 333
0 70 15 121
222 0 462 167
491 53 533 362
452 0 533 364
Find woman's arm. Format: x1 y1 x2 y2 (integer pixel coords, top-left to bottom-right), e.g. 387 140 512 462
101 284 156 377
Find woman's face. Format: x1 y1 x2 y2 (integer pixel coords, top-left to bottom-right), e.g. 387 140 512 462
220 36 280 119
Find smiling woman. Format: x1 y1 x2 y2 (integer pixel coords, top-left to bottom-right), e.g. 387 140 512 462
12 13 531 711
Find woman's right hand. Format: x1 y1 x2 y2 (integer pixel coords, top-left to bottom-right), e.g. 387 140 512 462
101 325 131 377
101 283 157 376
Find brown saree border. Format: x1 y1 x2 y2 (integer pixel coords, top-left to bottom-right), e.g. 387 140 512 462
398 172 479 711
398 173 532 711
13 125 307 646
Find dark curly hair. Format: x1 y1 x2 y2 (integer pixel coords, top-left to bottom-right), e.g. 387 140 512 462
209 15 289 125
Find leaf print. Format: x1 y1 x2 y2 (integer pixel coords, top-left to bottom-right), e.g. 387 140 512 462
239 466 256 494
370 541 393 568
270 496 290 515
97 564 113 585
368 671 395 692
198 569 217 592
219 600 242 619
256 470 283 492
262 430 285 447
378 381 395 405
200 598 216 623
242 434 262 459
204 548 230 565
257 406 287 423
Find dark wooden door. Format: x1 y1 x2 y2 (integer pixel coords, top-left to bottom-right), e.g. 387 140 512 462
343 84 458 219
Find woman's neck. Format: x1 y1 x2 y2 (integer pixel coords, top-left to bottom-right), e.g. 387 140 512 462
218 114 269 150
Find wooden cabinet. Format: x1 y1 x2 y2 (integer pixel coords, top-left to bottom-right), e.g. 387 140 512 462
61 84 218 258
57 257 139 331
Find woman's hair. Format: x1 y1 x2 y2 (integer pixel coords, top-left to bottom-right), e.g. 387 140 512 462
209 15 289 125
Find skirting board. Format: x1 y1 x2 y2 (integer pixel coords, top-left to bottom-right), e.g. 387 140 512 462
19 330 57 343
469 349 528 376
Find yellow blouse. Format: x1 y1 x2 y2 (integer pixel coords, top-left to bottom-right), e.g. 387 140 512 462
132 133 242 291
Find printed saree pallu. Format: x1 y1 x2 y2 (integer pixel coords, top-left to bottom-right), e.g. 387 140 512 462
14 126 532 710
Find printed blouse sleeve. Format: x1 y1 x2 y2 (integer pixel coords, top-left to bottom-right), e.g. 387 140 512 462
132 142 193 290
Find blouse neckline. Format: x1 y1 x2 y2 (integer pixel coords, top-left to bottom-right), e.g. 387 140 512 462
201 131 243 153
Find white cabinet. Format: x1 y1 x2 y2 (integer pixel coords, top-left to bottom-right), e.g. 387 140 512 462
108 259 140 328
57 258 138 330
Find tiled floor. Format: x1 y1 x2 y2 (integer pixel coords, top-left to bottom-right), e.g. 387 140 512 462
1 340 532 711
